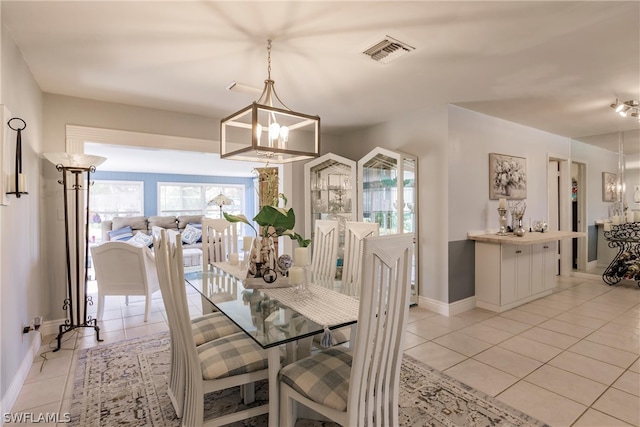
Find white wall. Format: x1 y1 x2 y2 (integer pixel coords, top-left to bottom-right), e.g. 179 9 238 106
1 22 44 401
448 105 571 241
325 105 449 303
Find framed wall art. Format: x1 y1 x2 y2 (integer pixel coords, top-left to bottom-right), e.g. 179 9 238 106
489 153 527 200
602 171 617 202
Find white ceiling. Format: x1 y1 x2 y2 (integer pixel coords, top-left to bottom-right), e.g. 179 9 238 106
3 1 640 161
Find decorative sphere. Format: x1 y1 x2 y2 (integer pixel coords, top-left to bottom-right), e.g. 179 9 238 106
277 254 293 273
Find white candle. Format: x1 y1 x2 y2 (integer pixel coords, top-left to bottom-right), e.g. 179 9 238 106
228 253 239 265
498 198 506 209
294 247 309 267
634 211 640 222
10 173 27 193
612 215 621 224
242 236 253 251
627 211 635 223
289 266 304 285
604 222 611 231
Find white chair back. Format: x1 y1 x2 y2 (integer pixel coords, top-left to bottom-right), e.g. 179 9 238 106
153 229 187 416
90 241 159 322
157 229 269 426
202 218 237 270
310 219 339 281
348 233 413 426
341 221 379 296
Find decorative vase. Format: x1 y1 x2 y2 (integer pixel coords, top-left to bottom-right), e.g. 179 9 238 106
514 216 526 237
504 185 512 196
248 236 276 278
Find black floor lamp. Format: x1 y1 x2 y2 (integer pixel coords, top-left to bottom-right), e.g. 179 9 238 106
44 153 106 351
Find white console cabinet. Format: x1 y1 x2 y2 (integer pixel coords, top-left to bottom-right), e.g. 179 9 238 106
475 241 556 312
469 231 584 312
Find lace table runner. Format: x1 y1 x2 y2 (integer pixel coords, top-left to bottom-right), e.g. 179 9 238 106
262 285 359 327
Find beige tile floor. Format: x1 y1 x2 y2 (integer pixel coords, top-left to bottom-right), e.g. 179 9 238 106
9 275 640 426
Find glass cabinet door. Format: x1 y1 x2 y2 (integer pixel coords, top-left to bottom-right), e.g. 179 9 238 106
358 147 418 303
304 153 357 276
357 148 417 235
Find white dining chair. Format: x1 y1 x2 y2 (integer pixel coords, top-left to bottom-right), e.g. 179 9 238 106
155 229 244 417
90 241 160 322
312 221 380 349
341 221 380 297
156 229 269 426
279 234 414 427
202 218 238 270
310 219 340 282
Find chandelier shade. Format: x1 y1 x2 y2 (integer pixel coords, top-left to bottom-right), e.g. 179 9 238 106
220 40 320 163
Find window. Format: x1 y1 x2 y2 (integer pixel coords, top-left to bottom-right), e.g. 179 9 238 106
158 182 245 219
88 180 144 243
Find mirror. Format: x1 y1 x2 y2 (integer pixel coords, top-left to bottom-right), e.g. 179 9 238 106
571 129 640 276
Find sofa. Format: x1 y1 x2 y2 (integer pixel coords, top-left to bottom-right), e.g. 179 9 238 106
101 215 204 250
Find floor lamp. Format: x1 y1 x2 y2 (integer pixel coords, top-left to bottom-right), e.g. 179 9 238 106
208 193 232 218
44 153 106 351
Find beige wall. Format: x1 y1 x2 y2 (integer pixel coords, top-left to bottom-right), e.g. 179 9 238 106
1 22 44 399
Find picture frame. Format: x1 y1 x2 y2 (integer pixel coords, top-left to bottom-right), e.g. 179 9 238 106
489 153 527 200
602 171 617 202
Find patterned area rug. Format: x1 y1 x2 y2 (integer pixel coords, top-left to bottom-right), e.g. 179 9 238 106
70 333 548 427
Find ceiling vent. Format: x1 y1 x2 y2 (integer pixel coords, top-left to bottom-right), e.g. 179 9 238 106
362 36 415 64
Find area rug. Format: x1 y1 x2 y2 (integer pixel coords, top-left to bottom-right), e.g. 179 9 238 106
69 333 548 427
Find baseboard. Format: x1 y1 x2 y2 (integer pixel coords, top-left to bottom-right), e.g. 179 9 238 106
39 318 67 338
1 330 41 420
417 295 476 316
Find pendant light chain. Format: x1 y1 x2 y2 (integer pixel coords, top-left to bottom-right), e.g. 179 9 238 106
267 39 272 80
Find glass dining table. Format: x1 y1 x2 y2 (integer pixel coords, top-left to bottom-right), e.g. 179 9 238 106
184 264 359 427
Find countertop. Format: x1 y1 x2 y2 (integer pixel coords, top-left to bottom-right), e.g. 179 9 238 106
468 230 585 245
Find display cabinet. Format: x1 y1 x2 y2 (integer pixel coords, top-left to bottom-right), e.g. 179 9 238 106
357 147 417 236
304 148 418 302
358 147 418 302
304 153 357 273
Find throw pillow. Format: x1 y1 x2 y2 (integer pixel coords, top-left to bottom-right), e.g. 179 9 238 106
182 224 202 245
127 231 153 248
108 226 133 242
188 222 203 242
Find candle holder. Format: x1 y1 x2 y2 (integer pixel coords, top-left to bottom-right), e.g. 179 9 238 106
496 207 508 235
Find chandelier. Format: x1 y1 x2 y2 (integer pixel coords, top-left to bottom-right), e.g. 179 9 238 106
610 99 640 121
220 39 320 163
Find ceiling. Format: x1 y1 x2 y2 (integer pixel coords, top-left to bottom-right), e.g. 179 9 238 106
3 1 640 160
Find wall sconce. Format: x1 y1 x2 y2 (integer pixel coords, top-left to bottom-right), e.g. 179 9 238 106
5 117 28 198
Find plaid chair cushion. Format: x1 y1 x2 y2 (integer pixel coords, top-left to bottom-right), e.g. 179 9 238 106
191 312 240 346
198 332 268 380
312 326 351 347
279 347 352 411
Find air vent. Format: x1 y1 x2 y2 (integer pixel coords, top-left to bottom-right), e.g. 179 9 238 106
363 36 415 64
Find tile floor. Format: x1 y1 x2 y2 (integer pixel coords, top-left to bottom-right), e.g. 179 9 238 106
9 274 640 426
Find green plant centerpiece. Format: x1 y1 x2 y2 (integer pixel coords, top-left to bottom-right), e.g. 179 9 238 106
224 193 310 280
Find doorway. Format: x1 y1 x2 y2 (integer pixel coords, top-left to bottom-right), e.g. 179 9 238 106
571 161 588 272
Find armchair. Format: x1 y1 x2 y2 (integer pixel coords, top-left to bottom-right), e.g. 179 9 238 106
90 241 160 322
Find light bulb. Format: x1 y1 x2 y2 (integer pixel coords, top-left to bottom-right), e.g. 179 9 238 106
269 122 280 140
279 126 289 146
615 103 625 113
255 124 262 144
